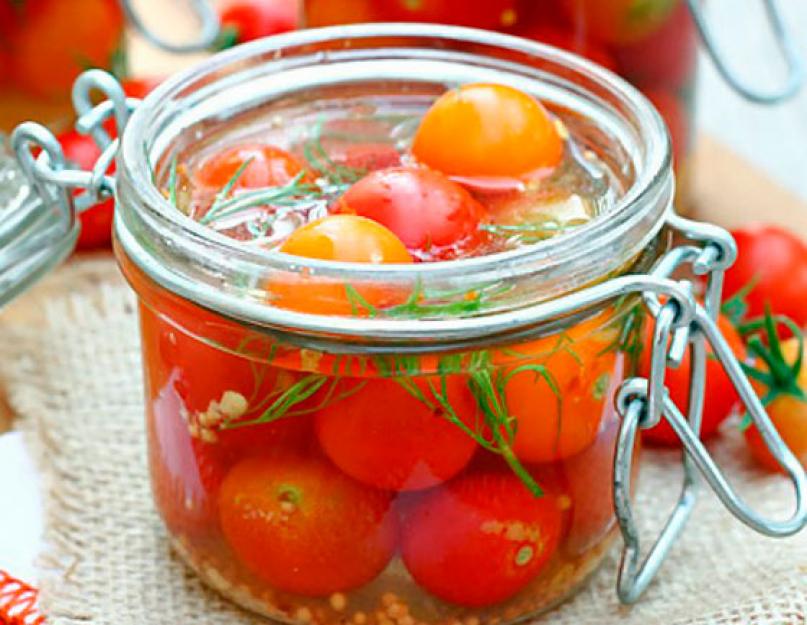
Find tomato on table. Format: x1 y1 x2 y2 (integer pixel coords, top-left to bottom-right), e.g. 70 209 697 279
499 327 620 463
741 316 807 473
219 454 398 596
377 0 520 30
57 130 116 249
518 24 618 72
304 0 380 26
121 76 163 99
271 215 413 315
559 0 678 46
413 83 564 179
401 468 564 607
194 144 310 190
11 0 124 99
217 0 299 47
315 376 477 491
723 225 807 328
640 312 745 446
338 167 489 261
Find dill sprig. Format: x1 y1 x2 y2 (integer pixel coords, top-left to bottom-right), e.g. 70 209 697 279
303 119 367 186
481 218 585 244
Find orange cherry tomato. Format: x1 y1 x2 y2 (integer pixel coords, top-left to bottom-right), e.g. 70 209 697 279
11 0 124 99
501 324 621 463
338 167 489 261
640 313 745 446
271 215 413 315
744 337 807 473
193 144 309 190
219 454 398 596
559 0 678 46
400 468 564 607
413 83 563 178
377 0 520 30
315 376 478 491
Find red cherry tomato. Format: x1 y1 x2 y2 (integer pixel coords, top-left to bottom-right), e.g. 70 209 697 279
724 225 807 328
559 0 677 46
57 130 115 250
413 83 563 178
640 313 746 446
315 377 477 491
518 24 618 72
271 215 413 314
218 0 299 46
219 454 398 596
332 143 402 172
642 88 689 168
378 0 520 30
338 167 489 261
744 337 807 473
194 144 309 190
148 374 228 538
11 0 124 99
120 76 164 99
401 468 564 607
615 1 698 91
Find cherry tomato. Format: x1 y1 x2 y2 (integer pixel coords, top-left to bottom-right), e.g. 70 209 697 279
378 0 520 30
558 406 623 555
120 76 164 99
219 454 398 596
642 88 688 168
640 313 746 446
304 0 380 26
193 144 309 190
401 468 564 607
559 0 678 46
338 167 489 261
413 83 563 178
218 0 299 46
501 325 621 463
57 130 115 249
11 0 124 99
724 225 807 328
615 1 697 90
148 373 228 538
518 24 618 72
271 215 413 315
745 337 807 472
315 376 477 491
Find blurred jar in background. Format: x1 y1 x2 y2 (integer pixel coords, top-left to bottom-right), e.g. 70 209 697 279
0 0 126 133
304 0 698 212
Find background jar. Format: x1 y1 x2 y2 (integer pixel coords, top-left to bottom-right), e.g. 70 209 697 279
113 24 673 624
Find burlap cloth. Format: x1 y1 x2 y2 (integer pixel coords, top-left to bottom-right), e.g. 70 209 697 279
0 258 805 625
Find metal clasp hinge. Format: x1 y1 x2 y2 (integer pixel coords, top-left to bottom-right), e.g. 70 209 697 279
612 213 807 603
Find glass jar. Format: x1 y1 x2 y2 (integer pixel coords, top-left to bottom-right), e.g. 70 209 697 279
111 25 671 622
6 23 806 625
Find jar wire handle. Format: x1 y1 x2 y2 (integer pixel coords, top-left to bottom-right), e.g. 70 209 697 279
688 0 804 104
119 0 220 54
612 216 807 603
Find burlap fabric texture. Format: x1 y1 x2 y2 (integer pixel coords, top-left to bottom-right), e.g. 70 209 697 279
0 260 805 625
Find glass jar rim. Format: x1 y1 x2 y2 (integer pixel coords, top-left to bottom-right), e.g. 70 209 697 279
116 23 673 348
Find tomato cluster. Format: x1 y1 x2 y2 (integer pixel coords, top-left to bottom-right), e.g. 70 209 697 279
303 0 697 208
